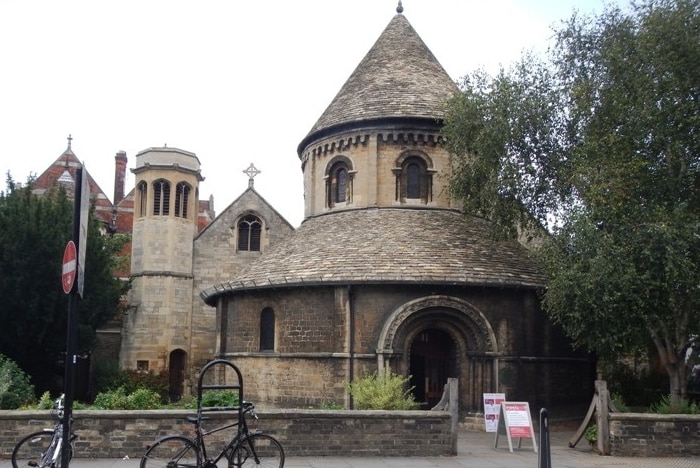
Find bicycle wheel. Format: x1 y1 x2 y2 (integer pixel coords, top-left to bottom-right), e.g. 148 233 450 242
140 435 201 468
11 430 58 468
229 433 284 468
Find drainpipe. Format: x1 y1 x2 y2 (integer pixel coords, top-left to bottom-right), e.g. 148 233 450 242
348 285 355 409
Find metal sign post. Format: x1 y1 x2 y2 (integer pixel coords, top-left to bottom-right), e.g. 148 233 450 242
61 166 87 467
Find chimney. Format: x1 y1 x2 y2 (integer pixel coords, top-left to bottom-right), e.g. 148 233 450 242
114 151 127 205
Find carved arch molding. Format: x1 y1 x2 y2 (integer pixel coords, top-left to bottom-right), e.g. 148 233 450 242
377 295 498 354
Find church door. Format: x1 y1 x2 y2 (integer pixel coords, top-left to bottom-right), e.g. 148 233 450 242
169 349 186 402
409 329 455 408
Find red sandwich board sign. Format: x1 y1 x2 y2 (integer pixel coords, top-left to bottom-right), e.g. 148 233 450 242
494 401 537 453
62 241 77 294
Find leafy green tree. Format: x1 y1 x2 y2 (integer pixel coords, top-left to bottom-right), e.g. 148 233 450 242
444 0 699 402
0 177 130 395
0 353 35 409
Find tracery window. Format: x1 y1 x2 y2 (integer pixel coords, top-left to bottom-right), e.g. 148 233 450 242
237 214 262 251
260 308 275 351
137 181 148 217
174 182 191 218
153 179 171 216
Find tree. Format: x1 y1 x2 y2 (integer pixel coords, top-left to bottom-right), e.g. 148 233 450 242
0 177 130 395
444 0 699 402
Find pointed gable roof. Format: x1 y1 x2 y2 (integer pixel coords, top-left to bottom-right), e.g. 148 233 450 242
299 11 459 153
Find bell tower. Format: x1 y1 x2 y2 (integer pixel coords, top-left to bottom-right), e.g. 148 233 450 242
121 146 203 388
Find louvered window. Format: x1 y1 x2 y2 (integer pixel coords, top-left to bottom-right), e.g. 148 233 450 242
238 214 262 251
153 180 170 216
137 181 148 217
175 182 191 218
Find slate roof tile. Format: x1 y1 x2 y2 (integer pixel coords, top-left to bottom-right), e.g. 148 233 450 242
201 208 544 304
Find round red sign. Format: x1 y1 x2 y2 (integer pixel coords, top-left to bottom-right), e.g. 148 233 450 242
62 241 77 294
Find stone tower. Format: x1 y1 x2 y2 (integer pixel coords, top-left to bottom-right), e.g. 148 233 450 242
298 10 461 218
121 146 203 399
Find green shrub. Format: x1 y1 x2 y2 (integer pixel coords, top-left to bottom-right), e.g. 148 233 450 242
0 354 35 409
611 392 629 412
93 386 162 410
649 394 700 414
584 425 597 444
187 390 240 409
92 366 169 404
344 372 419 410
36 391 55 410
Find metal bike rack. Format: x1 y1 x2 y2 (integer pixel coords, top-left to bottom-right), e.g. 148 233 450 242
196 359 245 422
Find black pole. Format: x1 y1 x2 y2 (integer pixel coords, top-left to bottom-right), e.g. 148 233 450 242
538 407 551 468
61 167 83 467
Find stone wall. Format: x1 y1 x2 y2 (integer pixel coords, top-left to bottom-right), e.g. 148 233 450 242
609 413 700 457
0 409 452 459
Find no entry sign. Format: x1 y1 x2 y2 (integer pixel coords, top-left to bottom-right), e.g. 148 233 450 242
62 241 77 294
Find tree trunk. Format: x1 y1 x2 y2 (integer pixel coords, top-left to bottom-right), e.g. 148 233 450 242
651 333 688 404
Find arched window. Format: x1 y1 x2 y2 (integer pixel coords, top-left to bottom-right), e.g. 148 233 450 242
406 162 421 199
326 158 353 207
137 181 148 217
153 179 170 216
174 182 191 218
238 214 262 251
260 308 275 352
395 154 432 203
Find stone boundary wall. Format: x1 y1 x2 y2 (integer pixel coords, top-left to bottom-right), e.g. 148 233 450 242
609 413 700 457
0 409 452 459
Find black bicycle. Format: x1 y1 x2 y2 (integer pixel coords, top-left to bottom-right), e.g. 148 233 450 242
141 359 284 468
11 395 76 468
141 401 283 468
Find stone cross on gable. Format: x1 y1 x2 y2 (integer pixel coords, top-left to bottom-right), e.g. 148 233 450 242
243 163 261 188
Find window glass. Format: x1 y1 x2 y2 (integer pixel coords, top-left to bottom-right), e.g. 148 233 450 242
407 163 421 198
336 167 347 203
260 308 275 351
238 214 262 251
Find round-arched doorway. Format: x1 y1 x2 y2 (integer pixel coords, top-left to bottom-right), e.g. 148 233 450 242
408 328 457 408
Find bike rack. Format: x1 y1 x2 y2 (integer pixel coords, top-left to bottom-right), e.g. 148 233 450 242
196 359 245 423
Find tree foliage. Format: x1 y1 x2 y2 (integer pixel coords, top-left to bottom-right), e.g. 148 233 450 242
444 0 699 401
0 177 130 395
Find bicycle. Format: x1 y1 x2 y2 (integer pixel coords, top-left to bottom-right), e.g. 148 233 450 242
140 359 284 468
11 394 76 468
141 401 283 468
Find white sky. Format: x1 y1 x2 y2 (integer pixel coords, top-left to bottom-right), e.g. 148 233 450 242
0 0 625 228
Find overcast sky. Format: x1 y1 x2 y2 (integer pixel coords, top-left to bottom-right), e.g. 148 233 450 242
0 0 626 227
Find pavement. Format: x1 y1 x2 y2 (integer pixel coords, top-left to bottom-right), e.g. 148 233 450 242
3 430 700 468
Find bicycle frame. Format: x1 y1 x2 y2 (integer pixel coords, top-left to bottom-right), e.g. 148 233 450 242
191 406 260 466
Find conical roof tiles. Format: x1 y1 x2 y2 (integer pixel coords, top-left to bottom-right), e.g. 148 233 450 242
300 13 459 151
201 209 543 304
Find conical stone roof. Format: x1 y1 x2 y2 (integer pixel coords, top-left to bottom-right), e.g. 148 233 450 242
201 209 543 304
298 12 459 153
